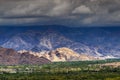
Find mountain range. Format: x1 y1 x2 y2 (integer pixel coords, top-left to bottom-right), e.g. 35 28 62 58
0 25 120 59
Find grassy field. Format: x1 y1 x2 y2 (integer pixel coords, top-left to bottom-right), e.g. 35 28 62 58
0 59 120 80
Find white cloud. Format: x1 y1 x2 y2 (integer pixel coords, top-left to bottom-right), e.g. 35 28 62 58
72 5 92 14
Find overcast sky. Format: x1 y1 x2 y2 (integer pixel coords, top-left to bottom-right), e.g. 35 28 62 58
0 0 120 27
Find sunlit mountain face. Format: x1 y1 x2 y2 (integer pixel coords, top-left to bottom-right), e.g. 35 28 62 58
0 25 120 58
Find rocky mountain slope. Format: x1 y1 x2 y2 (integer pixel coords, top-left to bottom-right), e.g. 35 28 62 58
0 47 51 65
43 47 96 62
0 26 120 59
19 47 97 62
2 29 93 54
1 29 101 58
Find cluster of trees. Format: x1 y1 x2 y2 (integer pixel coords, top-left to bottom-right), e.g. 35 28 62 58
0 69 120 80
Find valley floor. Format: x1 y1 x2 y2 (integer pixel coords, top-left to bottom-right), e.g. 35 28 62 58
0 59 120 80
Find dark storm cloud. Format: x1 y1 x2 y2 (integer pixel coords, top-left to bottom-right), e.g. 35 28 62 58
0 0 120 26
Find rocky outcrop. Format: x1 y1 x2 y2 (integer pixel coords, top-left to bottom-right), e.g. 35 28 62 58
19 52 51 65
42 47 96 62
0 47 51 65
